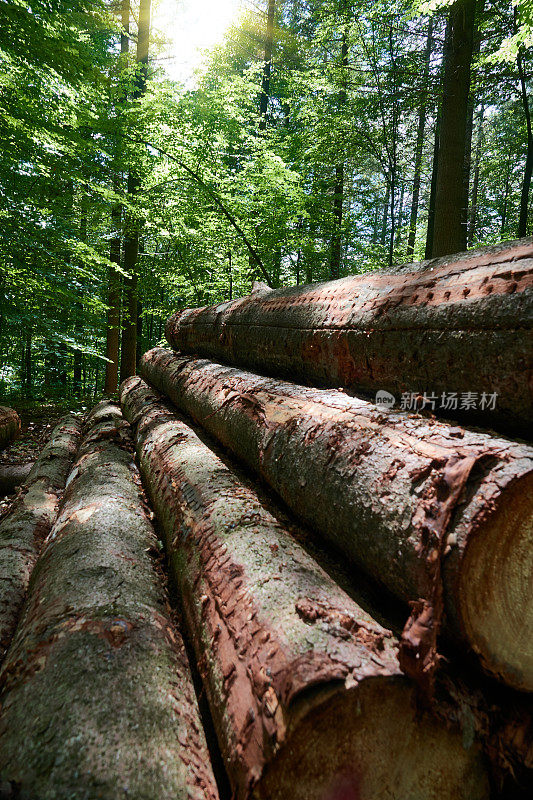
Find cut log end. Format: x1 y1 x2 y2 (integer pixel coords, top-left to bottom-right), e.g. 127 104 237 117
0 463 34 495
259 677 489 800
459 472 533 692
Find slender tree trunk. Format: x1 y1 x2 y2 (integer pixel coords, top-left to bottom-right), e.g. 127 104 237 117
432 0 476 258
407 19 433 259
105 201 122 393
380 180 390 247
462 0 484 237
105 0 129 393
227 250 233 299
425 112 440 259
24 327 32 397
119 0 151 381
259 0 276 130
73 196 88 396
501 149 512 236
395 180 405 251
467 104 484 245
516 8 533 237
330 19 349 280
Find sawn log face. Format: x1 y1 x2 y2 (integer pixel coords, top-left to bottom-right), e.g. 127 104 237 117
0 407 21 452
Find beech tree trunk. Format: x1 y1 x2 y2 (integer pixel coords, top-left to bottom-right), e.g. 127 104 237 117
432 0 476 257
140 347 533 694
0 401 218 800
0 463 34 495
105 0 129 394
516 6 533 238
0 415 81 655
0 407 20 451
406 19 433 260
259 0 275 130
165 238 533 436
120 376 489 800
329 18 349 279
119 0 151 380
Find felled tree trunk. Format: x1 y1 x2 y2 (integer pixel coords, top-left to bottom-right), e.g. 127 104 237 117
165 237 533 437
120 376 489 800
0 463 33 495
0 416 81 656
140 348 533 694
0 401 218 800
0 407 20 452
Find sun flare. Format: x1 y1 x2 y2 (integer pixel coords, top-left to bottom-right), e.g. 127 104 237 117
152 0 244 83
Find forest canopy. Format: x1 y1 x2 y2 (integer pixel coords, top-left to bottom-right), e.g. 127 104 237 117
1 0 532 398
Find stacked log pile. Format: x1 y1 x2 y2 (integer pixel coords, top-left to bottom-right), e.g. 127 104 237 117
0 402 218 800
120 376 489 800
0 415 81 654
138 347 533 696
165 237 533 436
0 407 20 452
0 238 530 797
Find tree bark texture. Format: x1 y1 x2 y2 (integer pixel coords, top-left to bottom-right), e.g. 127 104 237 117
432 0 476 257
120 376 489 800
119 0 151 381
406 18 433 259
140 347 533 694
0 407 20 452
259 0 275 130
165 237 533 437
0 463 34 496
0 401 218 800
0 416 81 657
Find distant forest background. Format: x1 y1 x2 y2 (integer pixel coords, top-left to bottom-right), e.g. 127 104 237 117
1 0 532 398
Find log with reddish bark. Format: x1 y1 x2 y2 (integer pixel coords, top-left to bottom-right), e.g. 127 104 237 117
0 463 34 495
0 416 81 656
165 238 533 436
120 375 489 800
140 347 533 694
0 400 219 800
0 408 20 452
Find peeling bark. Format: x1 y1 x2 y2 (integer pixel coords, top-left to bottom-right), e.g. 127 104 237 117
120 376 489 800
0 416 81 657
140 347 533 694
0 408 20 452
0 401 218 800
165 237 533 437
0 463 33 496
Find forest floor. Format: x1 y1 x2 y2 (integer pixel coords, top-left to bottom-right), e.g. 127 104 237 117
0 398 96 517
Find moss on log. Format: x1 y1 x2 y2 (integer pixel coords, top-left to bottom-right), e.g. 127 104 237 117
0 416 81 657
0 401 219 800
120 376 489 800
140 347 533 694
165 238 533 436
0 408 20 452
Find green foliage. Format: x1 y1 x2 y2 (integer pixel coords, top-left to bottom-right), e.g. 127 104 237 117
1 0 532 398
